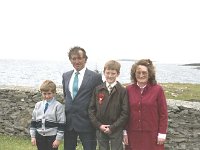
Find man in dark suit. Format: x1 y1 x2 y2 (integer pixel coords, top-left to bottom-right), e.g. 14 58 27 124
62 46 103 150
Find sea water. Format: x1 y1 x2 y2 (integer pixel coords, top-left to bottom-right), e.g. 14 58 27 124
0 59 200 87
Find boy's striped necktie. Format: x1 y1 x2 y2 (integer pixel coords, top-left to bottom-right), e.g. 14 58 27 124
108 85 113 94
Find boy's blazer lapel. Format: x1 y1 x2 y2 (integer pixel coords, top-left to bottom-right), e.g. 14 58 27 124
98 83 110 115
101 83 117 115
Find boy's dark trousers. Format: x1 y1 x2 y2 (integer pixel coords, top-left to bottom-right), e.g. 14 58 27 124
36 131 58 150
96 129 123 150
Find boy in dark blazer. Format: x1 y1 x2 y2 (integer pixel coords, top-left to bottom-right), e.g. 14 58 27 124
62 46 103 150
88 60 129 150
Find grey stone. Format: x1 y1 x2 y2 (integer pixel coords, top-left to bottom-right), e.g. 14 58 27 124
0 86 200 149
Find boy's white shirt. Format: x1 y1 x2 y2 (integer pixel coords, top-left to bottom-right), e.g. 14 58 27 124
106 81 117 88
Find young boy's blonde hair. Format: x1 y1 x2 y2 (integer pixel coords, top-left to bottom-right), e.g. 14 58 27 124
40 80 56 93
103 60 121 74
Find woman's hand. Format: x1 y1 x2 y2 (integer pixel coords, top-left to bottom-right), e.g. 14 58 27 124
157 137 165 145
123 134 129 145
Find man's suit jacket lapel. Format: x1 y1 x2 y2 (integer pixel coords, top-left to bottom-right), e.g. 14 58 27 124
65 70 73 100
78 69 90 93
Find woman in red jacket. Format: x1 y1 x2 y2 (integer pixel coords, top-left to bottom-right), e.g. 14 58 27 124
124 59 168 150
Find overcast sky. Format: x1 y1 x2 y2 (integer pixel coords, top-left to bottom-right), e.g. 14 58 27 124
0 0 199 64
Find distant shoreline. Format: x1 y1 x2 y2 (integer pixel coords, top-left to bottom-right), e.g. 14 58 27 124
117 59 137 62
182 63 200 70
182 63 200 66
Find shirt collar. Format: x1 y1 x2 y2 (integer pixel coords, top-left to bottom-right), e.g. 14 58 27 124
44 97 54 105
106 81 117 88
73 67 86 76
137 82 147 89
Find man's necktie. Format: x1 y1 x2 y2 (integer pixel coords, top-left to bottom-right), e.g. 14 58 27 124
44 102 49 113
72 72 79 99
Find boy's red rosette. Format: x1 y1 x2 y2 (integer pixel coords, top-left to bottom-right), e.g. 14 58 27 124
98 93 104 104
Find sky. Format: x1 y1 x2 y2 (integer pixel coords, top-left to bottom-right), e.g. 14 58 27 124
0 0 200 64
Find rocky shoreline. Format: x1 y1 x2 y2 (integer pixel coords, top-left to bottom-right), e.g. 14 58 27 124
0 86 200 150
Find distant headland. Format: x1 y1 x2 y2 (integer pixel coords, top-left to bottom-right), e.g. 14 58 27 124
182 63 200 70
117 59 137 61
182 63 200 66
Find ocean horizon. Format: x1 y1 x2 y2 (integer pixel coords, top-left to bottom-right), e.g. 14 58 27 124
0 59 200 87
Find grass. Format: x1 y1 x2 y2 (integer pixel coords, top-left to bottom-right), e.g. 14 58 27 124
0 134 83 150
161 83 200 101
0 134 62 150
124 83 200 101
1 83 200 149
0 134 34 150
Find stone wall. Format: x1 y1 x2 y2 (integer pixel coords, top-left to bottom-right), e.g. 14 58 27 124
0 86 200 150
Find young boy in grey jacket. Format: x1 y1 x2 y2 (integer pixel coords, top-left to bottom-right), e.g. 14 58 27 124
30 80 65 150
